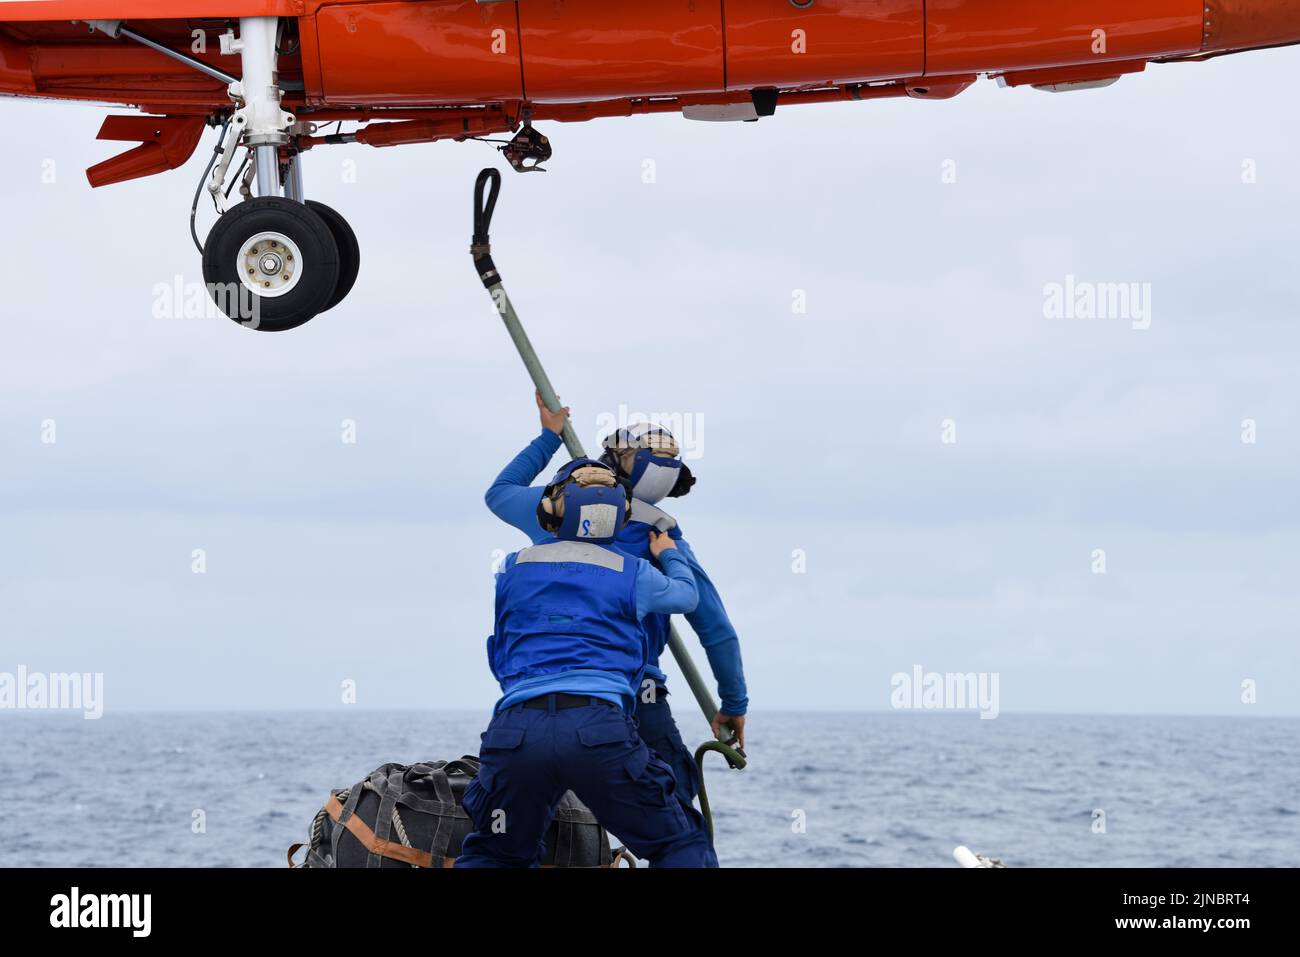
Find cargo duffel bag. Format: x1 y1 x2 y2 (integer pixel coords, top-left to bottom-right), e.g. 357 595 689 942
289 757 628 868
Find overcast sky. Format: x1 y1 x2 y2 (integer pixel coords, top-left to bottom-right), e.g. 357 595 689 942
2 46 1297 718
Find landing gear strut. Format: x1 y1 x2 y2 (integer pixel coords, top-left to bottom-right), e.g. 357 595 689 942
200 16 361 331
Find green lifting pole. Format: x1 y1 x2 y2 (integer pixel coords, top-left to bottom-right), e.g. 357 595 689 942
470 167 738 748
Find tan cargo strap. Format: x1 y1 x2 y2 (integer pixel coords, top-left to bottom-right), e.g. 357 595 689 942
324 793 455 868
610 846 636 868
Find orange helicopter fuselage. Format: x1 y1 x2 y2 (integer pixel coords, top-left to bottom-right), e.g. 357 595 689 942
2 1 1299 183
1 1 1298 110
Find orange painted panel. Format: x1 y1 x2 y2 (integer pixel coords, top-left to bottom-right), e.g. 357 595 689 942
517 0 723 102
926 0 1205 75
1204 0 1300 53
725 0 924 89
0 1 298 22
0 31 35 94
313 0 521 105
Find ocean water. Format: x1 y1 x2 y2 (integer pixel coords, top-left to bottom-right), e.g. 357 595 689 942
0 710 1295 868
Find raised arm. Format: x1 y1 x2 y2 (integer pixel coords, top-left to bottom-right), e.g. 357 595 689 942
484 392 569 543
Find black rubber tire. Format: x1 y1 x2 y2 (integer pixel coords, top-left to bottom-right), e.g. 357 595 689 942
202 197 340 332
306 200 361 313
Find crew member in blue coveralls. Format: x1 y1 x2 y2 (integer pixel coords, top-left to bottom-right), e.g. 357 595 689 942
456 458 717 868
484 392 748 808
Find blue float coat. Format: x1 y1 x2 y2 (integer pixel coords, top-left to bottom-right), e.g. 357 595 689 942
490 541 698 713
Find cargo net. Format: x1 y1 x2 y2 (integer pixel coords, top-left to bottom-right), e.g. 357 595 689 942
288 758 631 868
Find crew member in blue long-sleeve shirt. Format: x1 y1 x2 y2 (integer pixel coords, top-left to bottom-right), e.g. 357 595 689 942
483 392 749 807
457 457 716 867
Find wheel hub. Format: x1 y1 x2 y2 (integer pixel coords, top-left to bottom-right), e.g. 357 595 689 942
237 231 303 298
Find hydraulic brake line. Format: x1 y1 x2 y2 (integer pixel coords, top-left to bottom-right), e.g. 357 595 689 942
189 118 231 254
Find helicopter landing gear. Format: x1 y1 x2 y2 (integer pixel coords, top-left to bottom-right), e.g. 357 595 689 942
201 16 361 331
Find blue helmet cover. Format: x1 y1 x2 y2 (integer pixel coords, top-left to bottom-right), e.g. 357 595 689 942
542 458 629 544
557 483 627 544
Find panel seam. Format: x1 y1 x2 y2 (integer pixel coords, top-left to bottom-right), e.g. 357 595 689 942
720 0 730 92
514 0 528 106
922 0 928 77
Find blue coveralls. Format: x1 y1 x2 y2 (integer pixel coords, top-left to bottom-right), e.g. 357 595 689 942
483 430 749 807
456 539 718 868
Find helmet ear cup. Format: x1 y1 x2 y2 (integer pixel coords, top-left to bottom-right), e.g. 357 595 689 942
667 463 696 498
536 492 562 532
